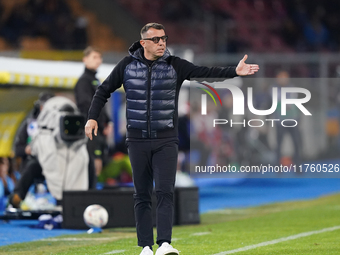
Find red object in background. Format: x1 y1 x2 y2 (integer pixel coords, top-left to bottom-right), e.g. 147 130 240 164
280 156 293 166
106 178 118 186
120 172 133 183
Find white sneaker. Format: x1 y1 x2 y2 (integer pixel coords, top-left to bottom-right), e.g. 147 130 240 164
140 246 153 255
155 242 179 255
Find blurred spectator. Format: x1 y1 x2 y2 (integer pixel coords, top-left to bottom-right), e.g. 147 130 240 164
272 70 302 165
9 155 44 208
303 16 329 51
251 83 273 149
217 92 248 166
0 157 17 211
74 46 112 186
188 101 210 168
217 92 236 164
74 16 88 49
191 99 223 166
0 157 16 196
178 103 190 172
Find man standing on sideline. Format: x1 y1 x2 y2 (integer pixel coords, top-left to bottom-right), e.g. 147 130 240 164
74 47 112 189
85 23 259 255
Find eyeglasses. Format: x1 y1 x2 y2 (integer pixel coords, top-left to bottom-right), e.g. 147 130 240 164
142 35 168 43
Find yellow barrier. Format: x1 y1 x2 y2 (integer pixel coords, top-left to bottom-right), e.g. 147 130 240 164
0 112 27 157
20 51 83 61
0 72 77 89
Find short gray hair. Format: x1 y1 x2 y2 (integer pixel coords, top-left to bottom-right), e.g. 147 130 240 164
140 23 165 38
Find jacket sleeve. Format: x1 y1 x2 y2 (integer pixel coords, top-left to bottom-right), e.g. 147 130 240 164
88 56 132 121
170 56 238 85
74 77 94 118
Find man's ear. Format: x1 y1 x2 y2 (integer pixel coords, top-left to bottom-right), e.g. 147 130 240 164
140 40 145 47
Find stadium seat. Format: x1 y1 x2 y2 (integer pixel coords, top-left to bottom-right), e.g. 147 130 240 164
20 37 51 51
0 37 10 50
65 0 127 51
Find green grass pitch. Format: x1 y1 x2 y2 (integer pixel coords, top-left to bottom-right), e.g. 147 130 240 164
1 193 340 255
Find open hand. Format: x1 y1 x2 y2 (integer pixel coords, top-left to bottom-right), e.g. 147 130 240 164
236 54 259 76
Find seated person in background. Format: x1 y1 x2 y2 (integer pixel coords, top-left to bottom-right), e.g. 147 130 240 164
10 92 54 208
0 157 17 211
9 96 89 208
9 155 44 208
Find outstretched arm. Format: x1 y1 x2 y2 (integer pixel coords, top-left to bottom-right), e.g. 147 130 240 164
170 54 259 86
236 54 259 76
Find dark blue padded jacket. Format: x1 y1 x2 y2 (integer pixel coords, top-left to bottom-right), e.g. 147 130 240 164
88 41 238 139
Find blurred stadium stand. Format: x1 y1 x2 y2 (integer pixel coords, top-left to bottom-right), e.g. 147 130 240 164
116 0 340 54
0 0 340 54
0 0 126 52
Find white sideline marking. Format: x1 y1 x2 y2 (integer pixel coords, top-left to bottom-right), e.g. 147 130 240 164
172 238 182 241
103 250 125 254
212 225 340 255
191 232 211 236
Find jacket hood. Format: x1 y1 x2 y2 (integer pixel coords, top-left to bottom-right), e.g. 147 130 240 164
128 40 171 61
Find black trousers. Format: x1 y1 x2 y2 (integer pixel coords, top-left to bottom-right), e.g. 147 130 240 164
126 137 178 247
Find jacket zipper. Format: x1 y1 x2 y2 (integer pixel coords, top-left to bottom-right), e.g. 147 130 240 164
147 65 152 138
